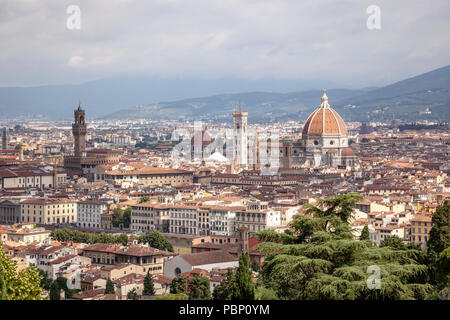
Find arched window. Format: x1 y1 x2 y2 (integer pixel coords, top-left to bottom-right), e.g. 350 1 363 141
175 267 181 275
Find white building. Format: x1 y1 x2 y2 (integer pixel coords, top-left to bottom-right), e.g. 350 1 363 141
77 200 108 229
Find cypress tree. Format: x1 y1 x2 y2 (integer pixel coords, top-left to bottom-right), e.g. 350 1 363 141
359 225 370 240
232 251 255 300
105 278 115 294
143 271 155 296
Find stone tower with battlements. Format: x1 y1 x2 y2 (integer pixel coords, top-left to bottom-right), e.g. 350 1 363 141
72 103 87 157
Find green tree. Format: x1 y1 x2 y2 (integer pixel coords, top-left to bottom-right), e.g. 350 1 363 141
251 259 261 272
427 201 450 286
188 275 211 300
232 252 255 300
127 288 138 300
170 275 187 294
154 293 188 300
0 243 44 300
138 230 174 252
436 247 450 289
139 196 150 203
257 193 435 300
255 286 279 300
112 208 124 228
38 270 52 290
143 271 155 296
49 281 60 300
428 201 450 255
105 278 115 294
360 226 370 241
380 235 406 250
123 207 132 228
212 268 235 300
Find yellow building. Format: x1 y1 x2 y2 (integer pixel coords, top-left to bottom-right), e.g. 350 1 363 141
20 198 77 224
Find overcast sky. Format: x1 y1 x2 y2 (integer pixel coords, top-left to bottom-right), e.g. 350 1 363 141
1 0 449 88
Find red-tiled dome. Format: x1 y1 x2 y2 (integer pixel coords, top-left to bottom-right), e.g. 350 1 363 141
341 147 355 157
302 90 347 136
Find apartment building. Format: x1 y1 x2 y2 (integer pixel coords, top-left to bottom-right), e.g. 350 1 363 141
169 204 199 236
405 214 433 249
207 205 238 236
130 202 170 233
77 200 108 229
20 198 77 224
0 165 67 189
105 166 193 187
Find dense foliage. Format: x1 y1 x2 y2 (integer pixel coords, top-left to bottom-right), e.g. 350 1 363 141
137 230 174 252
0 243 44 300
112 207 131 228
155 293 188 300
51 228 129 246
170 275 187 294
212 268 235 300
213 253 255 300
255 193 437 300
188 274 210 300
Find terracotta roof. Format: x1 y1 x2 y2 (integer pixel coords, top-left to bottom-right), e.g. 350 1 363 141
180 250 238 266
302 98 347 136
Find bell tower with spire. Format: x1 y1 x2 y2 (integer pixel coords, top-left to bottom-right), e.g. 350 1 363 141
72 102 86 157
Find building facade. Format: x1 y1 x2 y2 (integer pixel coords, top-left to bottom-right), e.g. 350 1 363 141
77 200 108 229
20 198 77 224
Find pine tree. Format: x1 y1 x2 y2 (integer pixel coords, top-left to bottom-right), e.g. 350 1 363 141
232 252 255 300
143 271 155 296
105 278 115 294
360 226 370 240
127 288 138 300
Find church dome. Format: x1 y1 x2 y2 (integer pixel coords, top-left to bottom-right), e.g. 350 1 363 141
341 147 355 157
302 90 347 136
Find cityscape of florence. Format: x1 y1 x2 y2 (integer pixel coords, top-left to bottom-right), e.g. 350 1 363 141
0 0 449 316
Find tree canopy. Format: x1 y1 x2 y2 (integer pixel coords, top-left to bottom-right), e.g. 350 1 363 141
170 275 187 294
51 228 128 246
0 243 44 300
137 230 174 252
256 193 435 300
188 275 210 300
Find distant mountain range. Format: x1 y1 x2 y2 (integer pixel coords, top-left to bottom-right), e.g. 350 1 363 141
1 65 449 122
0 76 342 120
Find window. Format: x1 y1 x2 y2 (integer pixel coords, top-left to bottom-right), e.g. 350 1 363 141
175 267 181 275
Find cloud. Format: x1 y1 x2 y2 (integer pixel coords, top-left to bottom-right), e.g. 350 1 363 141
68 55 84 68
0 0 449 87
